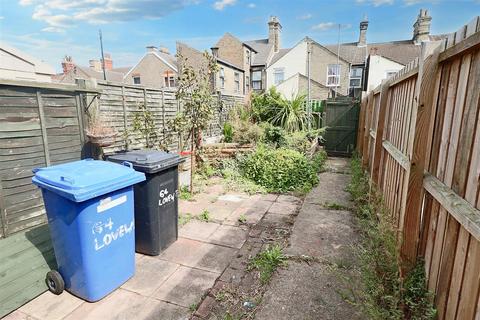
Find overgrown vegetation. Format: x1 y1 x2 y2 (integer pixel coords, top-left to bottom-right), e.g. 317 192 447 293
347 155 436 320
248 244 287 284
241 145 320 193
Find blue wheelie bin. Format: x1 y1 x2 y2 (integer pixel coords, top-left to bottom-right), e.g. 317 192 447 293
32 159 145 302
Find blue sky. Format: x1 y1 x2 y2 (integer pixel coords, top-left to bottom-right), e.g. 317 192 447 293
0 0 479 72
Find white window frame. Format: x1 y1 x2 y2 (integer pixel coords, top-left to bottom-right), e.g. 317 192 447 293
164 76 175 87
349 66 362 88
219 68 225 89
246 75 250 91
234 72 240 92
326 64 341 87
252 70 262 90
273 68 284 85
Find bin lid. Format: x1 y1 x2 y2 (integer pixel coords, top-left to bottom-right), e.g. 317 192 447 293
107 150 184 174
32 159 146 202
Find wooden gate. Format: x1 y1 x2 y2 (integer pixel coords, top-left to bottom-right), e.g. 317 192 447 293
324 97 359 156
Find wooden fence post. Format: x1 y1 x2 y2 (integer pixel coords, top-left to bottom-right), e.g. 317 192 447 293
36 90 50 166
356 97 366 153
400 41 443 269
121 86 128 149
0 180 6 237
371 80 389 185
362 92 373 167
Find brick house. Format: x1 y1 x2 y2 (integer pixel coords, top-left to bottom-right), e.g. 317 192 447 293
176 42 244 96
123 46 178 88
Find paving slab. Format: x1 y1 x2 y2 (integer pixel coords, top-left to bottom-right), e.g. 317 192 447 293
267 201 299 215
304 172 353 209
178 220 220 242
2 310 39 320
153 266 218 307
18 291 83 320
158 238 237 273
276 195 302 203
207 225 248 249
122 256 179 296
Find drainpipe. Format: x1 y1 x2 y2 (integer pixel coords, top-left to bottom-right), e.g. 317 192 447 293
307 39 312 130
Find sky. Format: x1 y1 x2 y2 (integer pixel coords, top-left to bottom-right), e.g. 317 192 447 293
0 0 479 72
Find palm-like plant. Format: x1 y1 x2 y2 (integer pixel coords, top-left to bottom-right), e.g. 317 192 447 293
268 93 308 132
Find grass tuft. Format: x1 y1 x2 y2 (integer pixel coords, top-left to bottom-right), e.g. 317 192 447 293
248 244 287 284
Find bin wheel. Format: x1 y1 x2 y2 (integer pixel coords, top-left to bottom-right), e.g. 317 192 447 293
45 270 64 295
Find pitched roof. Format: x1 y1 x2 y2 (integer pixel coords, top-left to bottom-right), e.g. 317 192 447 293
0 41 55 75
53 65 126 83
324 35 446 66
243 38 274 66
270 48 291 65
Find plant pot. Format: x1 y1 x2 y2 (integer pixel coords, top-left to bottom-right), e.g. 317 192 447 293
86 132 117 147
179 151 192 156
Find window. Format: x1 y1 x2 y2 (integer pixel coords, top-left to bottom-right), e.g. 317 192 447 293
327 64 340 86
252 71 262 90
234 72 240 92
385 71 398 79
133 76 141 84
349 66 363 88
164 76 175 87
219 68 225 89
246 50 251 66
273 68 284 85
246 75 250 91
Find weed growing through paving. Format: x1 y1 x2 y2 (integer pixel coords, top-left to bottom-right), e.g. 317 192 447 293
179 185 193 201
248 244 287 284
347 154 436 320
198 209 211 222
324 201 350 210
238 214 247 224
189 302 198 312
178 213 193 227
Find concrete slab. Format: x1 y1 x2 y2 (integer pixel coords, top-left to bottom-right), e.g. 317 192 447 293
18 291 84 320
158 238 237 273
136 299 190 320
254 262 364 320
152 266 218 307
207 225 248 249
64 289 156 320
224 205 265 226
304 172 353 209
1 310 36 320
122 256 179 296
217 194 247 202
267 201 298 215
276 195 302 203
178 220 220 242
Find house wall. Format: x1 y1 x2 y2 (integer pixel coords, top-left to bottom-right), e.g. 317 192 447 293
276 73 331 101
0 49 53 82
216 34 244 69
265 40 308 90
124 53 177 88
216 64 244 96
366 55 404 93
309 43 350 96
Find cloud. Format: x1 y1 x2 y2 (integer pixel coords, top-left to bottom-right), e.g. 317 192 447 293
356 0 394 6
404 0 422 4
42 26 66 33
298 13 312 20
247 3 256 8
311 22 351 31
213 0 236 10
19 0 195 31
0 16 4 20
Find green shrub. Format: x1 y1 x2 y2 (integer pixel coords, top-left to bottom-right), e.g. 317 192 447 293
241 145 318 193
262 123 286 147
312 150 328 172
251 87 283 122
232 120 263 145
223 122 233 143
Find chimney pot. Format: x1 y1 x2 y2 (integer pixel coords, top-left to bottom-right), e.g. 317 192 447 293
211 47 219 58
61 55 75 73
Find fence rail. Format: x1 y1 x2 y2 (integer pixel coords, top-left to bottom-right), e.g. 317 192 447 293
357 16 480 320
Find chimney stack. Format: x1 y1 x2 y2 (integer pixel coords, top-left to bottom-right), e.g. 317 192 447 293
61 55 75 73
413 9 432 44
357 16 368 47
89 59 102 72
101 53 113 70
268 16 282 52
211 46 219 58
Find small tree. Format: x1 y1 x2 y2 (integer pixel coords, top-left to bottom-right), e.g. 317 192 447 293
174 52 219 192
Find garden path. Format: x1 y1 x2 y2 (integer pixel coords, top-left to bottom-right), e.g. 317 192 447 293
254 157 365 320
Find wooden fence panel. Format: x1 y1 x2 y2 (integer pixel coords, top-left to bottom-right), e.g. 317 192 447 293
356 16 480 319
